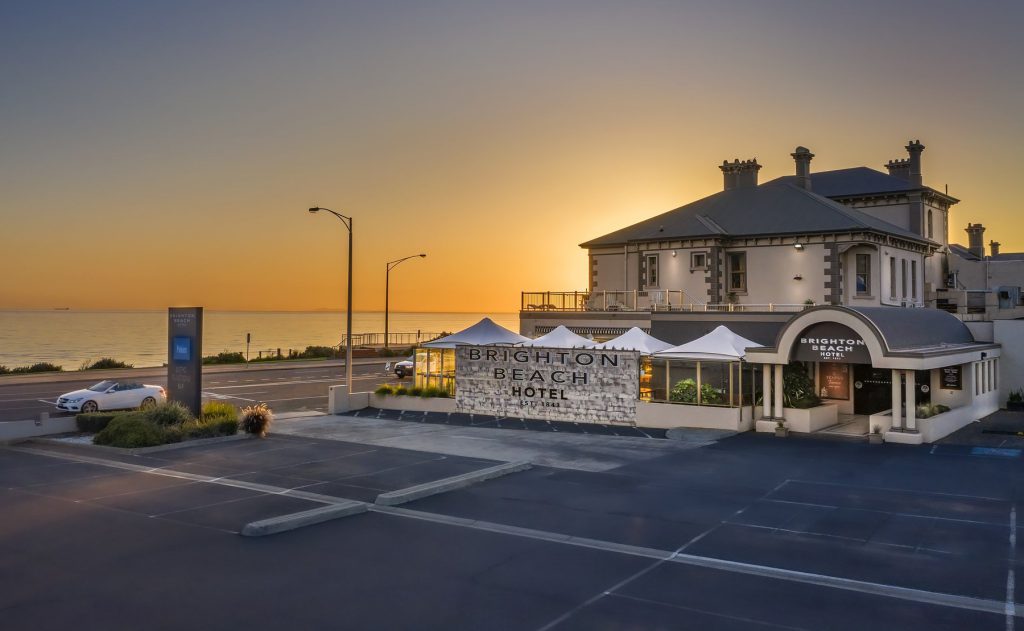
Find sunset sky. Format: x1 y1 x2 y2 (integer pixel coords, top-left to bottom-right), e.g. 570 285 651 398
2 1 1022 313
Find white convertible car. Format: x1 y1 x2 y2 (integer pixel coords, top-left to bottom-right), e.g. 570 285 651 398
56 380 167 413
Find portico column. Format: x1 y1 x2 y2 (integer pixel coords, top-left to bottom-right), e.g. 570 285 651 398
773 364 785 420
890 369 902 431
904 370 917 431
762 364 773 419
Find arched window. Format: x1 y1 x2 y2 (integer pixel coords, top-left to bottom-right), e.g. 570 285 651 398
927 209 934 239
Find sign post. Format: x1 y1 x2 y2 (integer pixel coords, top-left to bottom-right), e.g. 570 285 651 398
168 307 203 417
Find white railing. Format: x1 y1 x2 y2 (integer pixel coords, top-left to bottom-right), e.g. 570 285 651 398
522 290 812 313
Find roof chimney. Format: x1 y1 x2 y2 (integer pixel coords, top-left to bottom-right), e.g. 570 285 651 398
906 139 925 187
966 223 986 258
990 240 1000 257
719 158 761 190
885 158 911 181
791 147 814 190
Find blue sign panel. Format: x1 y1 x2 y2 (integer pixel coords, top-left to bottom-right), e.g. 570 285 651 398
173 336 192 362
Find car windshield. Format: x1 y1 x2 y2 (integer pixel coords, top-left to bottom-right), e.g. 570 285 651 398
88 380 116 392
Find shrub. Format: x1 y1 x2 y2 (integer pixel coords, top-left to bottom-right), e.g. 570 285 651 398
420 386 450 398
916 403 952 419
0 365 9 375
10 362 63 374
144 401 194 426
203 352 246 365
201 401 238 422
76 412 125 433
81 357 134 370
1009 389 1024 403
94 414 176 448
240 403 273 437
292 345 338 359
407 386 422 396
670 378 697 403
783 363 821 409
375 384 395 395
394 387 409 396
182 417 238 439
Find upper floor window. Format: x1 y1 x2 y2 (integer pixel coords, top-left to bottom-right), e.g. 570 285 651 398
901 259 908 299
927 209 934 239
911 260 918 300
645 254 659 288
855 254 871 296
727 252 747 292
890 258 897 299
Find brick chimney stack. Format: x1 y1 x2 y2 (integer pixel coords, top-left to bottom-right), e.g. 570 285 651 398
906 139 925 187
720 158 761 190
990 240 1001 257
791 147 814 191
966 223 986 258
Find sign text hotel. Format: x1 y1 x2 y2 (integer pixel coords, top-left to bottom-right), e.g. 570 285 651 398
455 346 638 423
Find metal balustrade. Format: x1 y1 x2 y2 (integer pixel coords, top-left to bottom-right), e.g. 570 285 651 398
521 290 812 313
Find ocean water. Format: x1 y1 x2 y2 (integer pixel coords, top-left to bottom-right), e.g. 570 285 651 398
0 311 519 369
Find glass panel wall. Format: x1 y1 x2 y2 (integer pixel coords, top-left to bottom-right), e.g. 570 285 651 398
648 359 756 408
413 347 456 394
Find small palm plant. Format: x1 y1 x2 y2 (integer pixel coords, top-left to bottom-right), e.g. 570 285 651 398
240 403 274 438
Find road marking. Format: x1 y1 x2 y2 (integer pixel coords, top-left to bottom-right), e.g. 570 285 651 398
784 478 1007 502
763 497 1009 528
371 504 1019 622
1008 506 1017 631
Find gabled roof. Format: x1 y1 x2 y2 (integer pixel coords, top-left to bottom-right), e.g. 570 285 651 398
581 180 929 248
951 243 1024 262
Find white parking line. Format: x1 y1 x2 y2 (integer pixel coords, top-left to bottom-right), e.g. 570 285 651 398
1008 506 1017 631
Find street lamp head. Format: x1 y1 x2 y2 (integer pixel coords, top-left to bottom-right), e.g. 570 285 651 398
308 207 320 214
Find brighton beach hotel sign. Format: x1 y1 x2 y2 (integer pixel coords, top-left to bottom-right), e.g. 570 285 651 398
455 346 639 423
792 322 871 363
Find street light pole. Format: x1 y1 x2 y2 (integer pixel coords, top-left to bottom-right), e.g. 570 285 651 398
308 207 354 394
385 254 426 348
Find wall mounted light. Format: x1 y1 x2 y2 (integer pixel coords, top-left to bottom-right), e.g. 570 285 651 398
794 243 804 250
793 274 803 280
672 251 677 257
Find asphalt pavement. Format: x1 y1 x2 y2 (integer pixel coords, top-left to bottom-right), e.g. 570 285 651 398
1 420 1021 629
0 360 407 422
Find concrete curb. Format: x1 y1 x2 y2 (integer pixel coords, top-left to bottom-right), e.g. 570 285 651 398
375 461 532 506
240 501 369 537
25 432 253 455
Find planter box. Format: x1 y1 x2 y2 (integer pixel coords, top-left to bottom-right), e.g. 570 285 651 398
775 427 789 438
1008 401 1024 412
778 404 839 433
635 401 753 431
868 433 884 444
369 393 456 414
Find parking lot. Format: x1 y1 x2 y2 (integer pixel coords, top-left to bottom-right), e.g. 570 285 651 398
1 418 1021 630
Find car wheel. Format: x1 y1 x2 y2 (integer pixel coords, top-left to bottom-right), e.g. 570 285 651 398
140 397 156 410
81 401 98 413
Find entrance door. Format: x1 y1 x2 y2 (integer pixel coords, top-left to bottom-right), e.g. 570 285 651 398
852 365 892 415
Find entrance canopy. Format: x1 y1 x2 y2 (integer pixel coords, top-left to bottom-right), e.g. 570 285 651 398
421 317 529 349
655 325 763 361
519 325 594 348
745 306 999 370
592 327 673 355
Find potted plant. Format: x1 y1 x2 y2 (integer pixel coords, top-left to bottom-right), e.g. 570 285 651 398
1008 389 1024 412
868 424 883 444
775 419 788 438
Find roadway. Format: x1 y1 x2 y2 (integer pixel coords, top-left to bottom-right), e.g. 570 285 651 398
0 360 404 423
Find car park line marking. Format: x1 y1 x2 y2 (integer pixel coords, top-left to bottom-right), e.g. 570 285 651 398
762 497 1008 528
781 478 1007 502
1008 506 1017 631
723 521 954 555
369 504 1019 622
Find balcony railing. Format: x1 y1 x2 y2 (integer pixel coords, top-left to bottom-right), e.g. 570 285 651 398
521 291 813 313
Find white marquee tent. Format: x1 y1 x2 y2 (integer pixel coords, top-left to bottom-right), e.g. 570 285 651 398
654 325 762 361
593 327 673 355
519 325 594 348
421 317 529 349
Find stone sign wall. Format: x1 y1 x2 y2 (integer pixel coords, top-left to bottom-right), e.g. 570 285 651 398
455 345 639 423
